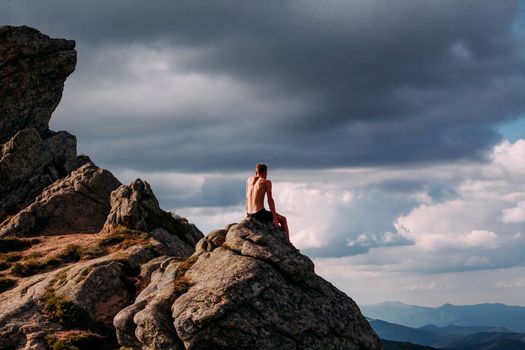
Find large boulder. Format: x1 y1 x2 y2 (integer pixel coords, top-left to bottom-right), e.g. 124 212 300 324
0 25 76 143
103 179 204 257
0 162 121 237
116 219 383 350
0 128 87 221
103 179 164 233
113 257 185 349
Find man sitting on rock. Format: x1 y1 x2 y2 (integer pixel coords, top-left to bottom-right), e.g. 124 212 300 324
246 162 291 245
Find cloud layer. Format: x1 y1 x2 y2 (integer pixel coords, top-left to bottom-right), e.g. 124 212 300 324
2 1 524 171
117 140 525 276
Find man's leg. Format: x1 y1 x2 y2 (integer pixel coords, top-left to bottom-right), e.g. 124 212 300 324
276 213 291 244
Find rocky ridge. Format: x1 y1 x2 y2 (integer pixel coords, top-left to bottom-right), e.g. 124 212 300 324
0 25 382 349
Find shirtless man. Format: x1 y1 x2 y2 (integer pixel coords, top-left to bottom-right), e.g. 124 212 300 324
246 163 290 244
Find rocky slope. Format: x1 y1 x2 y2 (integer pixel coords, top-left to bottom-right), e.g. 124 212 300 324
0 25 382 350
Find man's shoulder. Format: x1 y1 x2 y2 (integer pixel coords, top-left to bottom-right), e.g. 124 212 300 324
260 178 271 186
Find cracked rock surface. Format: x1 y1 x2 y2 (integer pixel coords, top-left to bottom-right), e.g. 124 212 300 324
0 162 121 237
119 220 383 350
0 245 157 350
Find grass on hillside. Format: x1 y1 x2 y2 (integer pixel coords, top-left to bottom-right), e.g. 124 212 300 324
9 227 151 278
173 255 198 296
0 236 35 252
41 288 116 349
45 330 105 350
0 276 16 293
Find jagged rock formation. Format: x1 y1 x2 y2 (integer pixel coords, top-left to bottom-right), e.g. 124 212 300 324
0 178 204 350
103 179 164 233
0 25 76 143
0 162 121 237
0 25 382 350
0 25 84 221
0 127 88 222
104 178 204 259
116 219 382 350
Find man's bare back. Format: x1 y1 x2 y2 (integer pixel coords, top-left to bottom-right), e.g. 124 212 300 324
245 163 291 245
246 176 270 214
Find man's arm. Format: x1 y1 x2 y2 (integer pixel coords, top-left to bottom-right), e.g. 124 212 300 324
266 180 279 226
245 179 249 212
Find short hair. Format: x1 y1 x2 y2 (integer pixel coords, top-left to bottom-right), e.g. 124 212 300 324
255 163 268 174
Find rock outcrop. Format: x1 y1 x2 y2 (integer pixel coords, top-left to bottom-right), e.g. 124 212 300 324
0 25 382 350
0 25 84 221
0 179 204 350
103 179 204 258
0 128 88 222
0 25 76 143
0 162 121 237
115 219 382 350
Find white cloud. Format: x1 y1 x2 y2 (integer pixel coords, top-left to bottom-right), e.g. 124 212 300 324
389 140 525 262
495 278 525 289
346 231 413 252
489 139 525 176
314 258 525 307
177 206 246 234
273 182 352 249
117 139 525 274
502 200 525 223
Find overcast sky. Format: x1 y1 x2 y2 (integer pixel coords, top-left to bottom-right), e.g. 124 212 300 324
2 0 525 307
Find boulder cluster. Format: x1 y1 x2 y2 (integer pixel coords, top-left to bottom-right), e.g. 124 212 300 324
0 26 382 350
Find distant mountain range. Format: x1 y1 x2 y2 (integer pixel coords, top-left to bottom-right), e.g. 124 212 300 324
370 318 525 348
382 338 525 350
382 340 438 350
362 301 525 333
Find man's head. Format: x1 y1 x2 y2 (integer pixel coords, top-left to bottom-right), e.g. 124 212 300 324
255 163 268 178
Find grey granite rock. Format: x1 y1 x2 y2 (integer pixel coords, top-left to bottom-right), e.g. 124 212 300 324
0 128 87 222
119 219 383 350
0 162 121 237
114 257 185 350
0 246 155 349
102 179 204 248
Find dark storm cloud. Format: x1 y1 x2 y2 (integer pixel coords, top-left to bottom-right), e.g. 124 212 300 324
1 0 524 172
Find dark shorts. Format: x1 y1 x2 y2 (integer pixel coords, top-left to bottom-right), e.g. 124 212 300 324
247 208 274 223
